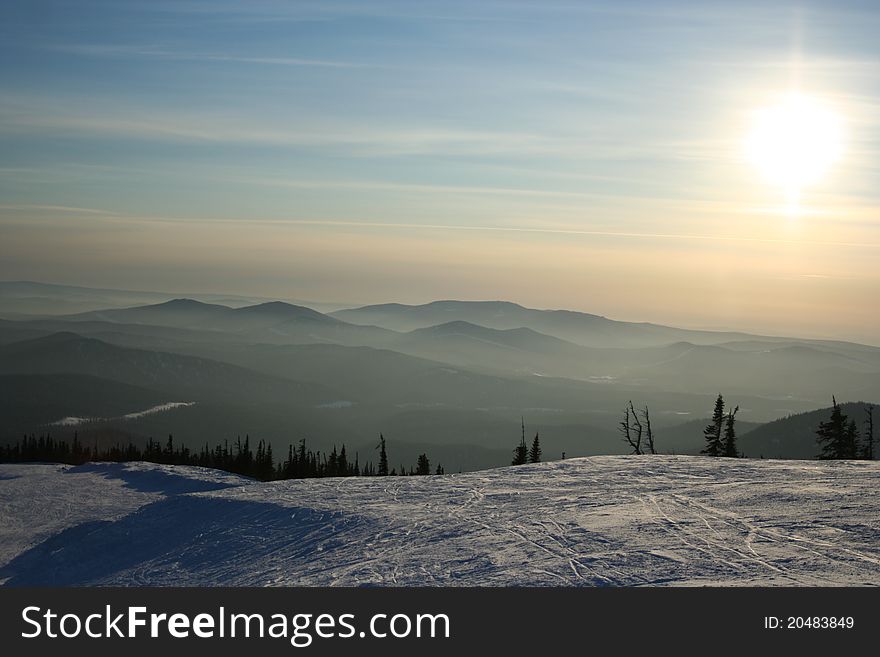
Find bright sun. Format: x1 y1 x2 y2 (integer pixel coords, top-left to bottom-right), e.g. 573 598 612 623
745 93 843 211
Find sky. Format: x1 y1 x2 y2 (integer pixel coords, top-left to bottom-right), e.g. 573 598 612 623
1 0 879 342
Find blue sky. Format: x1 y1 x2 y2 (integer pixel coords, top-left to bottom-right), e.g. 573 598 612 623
1 1 879 340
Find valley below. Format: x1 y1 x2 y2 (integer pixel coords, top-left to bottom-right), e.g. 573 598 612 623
3 282 878 471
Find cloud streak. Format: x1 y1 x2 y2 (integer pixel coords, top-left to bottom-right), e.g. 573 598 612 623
50 44 373 69
4 205 878 251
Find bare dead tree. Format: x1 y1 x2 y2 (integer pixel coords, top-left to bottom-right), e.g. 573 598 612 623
641 405 656 454
619 405 633 451
619 400 643 455
630 400 643 447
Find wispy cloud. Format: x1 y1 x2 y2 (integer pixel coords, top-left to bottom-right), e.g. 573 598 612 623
0 92 555 155
223 219 880 251
5 204 878 251
50 43 372 69
0 204 117 215
0 92 735 163
223 174 755 215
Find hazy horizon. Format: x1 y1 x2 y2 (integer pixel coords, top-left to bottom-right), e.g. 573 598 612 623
4 277 880 347
2 1 879 344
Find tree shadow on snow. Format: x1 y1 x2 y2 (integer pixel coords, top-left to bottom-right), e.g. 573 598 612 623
66 462 244 494
0 496 370 586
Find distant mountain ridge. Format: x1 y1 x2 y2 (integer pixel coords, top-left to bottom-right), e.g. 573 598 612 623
406 320 579 351
7 297 880 405
69 298 336 326
0 280 347 317
333 299 799 348
26 294 880 355
59 298 395 346
0 280 270 318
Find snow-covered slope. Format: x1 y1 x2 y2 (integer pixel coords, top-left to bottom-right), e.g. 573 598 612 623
1 456 879 586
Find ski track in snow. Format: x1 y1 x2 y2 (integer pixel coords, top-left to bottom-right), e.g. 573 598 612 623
1 456 878 586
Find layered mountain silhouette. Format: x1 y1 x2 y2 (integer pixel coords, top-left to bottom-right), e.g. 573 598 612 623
1 282 877 469
65 298 395 346
332 300 772 348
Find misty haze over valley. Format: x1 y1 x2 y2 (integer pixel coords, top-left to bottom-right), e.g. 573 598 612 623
2 280 877 472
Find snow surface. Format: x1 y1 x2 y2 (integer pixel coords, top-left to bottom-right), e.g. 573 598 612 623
1 456 879 586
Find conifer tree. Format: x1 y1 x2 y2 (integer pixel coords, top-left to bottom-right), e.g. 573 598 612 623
844 420 860 460
816 397 859 459
165 434 174 463
701 394 725 457
327 445 338 477
722 405 739 457
529 432 542 463
377 434 389 476
339 445 349 476
416 453 430 475
864 404 874 460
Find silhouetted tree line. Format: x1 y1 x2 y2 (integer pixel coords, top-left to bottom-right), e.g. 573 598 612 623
6 397 875 479
0 432 443 480
817 398 874 460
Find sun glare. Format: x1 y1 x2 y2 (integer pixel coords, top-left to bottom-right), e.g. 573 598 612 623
745 93 843 213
